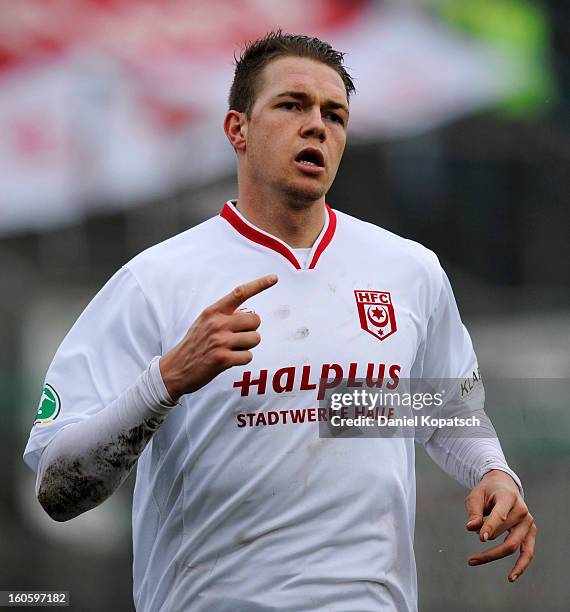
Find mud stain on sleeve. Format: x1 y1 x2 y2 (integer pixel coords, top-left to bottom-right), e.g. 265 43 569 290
38 413 165 521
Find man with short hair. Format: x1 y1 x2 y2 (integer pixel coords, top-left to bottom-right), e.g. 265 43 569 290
24 31 536 611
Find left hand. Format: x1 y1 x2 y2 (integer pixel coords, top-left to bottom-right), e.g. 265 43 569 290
465 469 536 582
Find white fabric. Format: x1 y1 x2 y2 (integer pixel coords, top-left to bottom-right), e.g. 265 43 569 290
425 429 522 493
35 357 177 499
23 203 521 612
292 247 312 267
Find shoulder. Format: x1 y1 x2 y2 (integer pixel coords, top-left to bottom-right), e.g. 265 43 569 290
124 215 224 286
333 208 443 284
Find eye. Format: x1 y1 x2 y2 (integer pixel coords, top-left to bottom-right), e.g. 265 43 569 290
279 102 299 111
326 112 344 125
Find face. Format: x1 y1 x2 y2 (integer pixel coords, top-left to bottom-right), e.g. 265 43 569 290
232 56 349 207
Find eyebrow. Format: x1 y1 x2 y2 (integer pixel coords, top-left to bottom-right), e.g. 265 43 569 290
275 91 349 115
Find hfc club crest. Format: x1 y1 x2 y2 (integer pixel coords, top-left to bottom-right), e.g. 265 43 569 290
354 290 397 342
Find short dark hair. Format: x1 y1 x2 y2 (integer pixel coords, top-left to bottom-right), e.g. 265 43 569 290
229 29 355 117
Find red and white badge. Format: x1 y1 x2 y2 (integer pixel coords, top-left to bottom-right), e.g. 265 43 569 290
354 290 397 342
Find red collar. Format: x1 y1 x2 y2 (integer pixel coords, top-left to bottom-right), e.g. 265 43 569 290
220 201 337 270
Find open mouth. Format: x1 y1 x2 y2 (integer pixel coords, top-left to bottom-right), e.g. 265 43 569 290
295 147 325 168
295 147 325 174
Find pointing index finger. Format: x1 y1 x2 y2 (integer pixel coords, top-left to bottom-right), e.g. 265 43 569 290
214 275 278 313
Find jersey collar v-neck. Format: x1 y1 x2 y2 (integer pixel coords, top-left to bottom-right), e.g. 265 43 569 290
220 200 337 271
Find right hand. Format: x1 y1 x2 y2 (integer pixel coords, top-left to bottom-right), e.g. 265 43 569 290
159 274 278 401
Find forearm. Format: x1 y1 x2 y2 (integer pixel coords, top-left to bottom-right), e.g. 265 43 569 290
37 357 177 521
424 411 522 493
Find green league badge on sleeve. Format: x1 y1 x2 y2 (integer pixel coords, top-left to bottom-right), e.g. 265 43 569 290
34 384 61 425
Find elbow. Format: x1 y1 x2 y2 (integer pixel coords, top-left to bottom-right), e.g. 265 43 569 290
37 471 89 522
36 463 110 522
37 486 78 522
42 509 76 523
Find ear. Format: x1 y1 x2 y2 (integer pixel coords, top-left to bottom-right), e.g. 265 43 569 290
224 110 247 152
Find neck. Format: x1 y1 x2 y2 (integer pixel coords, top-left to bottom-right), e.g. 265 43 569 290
235 192 326 248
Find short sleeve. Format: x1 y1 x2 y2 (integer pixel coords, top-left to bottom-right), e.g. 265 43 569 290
22 266 162 472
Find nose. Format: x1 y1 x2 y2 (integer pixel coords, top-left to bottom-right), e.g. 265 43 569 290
300 109 326 142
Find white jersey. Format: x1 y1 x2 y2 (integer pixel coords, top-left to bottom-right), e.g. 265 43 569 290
24 202 482 611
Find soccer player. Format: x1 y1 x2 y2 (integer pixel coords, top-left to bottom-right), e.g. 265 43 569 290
23 31 536 611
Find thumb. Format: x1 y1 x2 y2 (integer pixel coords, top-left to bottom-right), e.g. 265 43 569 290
465 487 485 531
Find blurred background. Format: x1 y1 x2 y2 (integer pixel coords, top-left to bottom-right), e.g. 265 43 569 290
1 0 568 610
